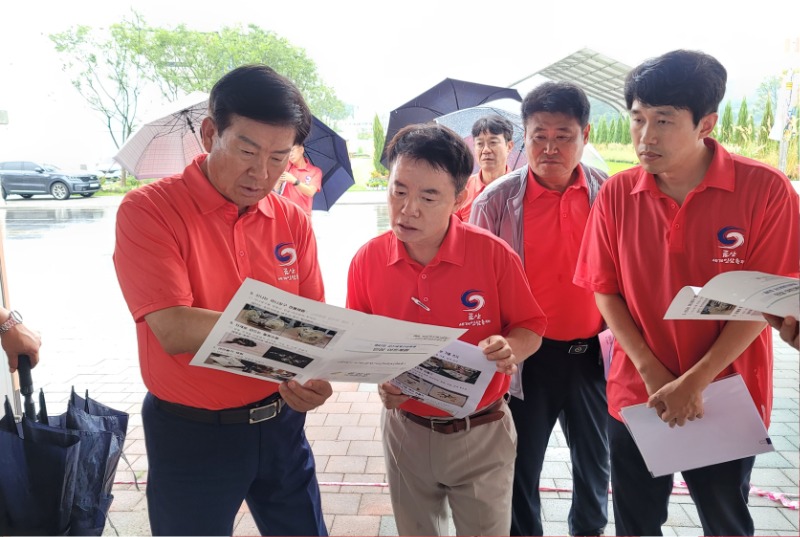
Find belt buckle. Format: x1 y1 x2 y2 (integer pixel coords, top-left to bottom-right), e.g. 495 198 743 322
428 416 453 432
568 344 589 354
249 400 283 424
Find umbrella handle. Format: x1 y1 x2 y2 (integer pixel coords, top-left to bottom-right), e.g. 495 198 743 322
17 354 36 420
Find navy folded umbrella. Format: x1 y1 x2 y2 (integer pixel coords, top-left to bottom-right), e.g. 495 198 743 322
380 78 522 167
0 357 129 536
0 398 81 536
306 116 355 211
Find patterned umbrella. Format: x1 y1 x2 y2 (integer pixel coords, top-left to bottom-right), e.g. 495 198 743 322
114 91 208 180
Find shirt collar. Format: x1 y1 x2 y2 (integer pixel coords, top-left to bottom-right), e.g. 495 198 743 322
631 138 735 195
185 154 274 218
386 214 467 267
524 164 588 201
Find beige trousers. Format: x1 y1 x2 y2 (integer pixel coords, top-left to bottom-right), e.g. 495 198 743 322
381 402 517 536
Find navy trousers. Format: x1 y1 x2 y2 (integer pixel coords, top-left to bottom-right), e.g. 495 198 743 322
510 337 609 536
142 392 327 536
608 415 755 536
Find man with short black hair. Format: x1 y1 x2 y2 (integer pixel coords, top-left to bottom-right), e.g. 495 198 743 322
455 114 514 222
114 64 332 536
575 49 799 536
471 81 610 537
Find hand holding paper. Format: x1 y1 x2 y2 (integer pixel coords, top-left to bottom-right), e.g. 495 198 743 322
647 375 705 427
621 374 774 477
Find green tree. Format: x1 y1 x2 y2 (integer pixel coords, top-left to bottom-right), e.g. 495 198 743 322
758 94 776 146
607 116 617 144
50 14 150 149
50 11 347 153
621 115 632 145
373 115 388 177
719 101 734 143
754 76 781 123
595 117 608 144
734 98 750 145
613 116 623 144
133 21 346 122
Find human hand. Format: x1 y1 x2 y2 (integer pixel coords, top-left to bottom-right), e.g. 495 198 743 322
378 382 409 409
764 313 799 351
639 364 678 418
279 379 333 412
3 324 41 373
646 375 705 428
480 335 518 375
278 172 294 184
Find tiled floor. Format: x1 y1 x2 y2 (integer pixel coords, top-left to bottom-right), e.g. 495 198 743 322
102 338 799 536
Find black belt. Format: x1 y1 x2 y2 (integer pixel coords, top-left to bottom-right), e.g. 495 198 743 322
400 398 505 434
152 393 285 425
541 335 599 355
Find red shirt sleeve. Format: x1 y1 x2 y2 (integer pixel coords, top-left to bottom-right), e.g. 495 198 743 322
573 185 621 295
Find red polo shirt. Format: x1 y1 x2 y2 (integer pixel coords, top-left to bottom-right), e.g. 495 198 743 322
114 154 325 409
281 159 322 216
522 166 603 340
455 168 509 222
346 215 547 417
574 139 799 426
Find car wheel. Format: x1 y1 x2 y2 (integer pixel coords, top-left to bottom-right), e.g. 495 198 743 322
20 194 33 199
50 182 70 200
80 192 95 198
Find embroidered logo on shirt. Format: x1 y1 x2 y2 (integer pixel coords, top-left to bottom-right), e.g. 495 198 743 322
712 226 746 265
461 289 485 312
717 226 745 249
305 175 312 184
459 289 491 328
274 242 298 267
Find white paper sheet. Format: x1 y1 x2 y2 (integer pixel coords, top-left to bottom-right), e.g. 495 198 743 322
190 278 467 385
619 374 774 477
390 339 497 418
664 271 799 320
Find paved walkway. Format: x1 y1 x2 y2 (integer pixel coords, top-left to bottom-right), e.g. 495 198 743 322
102 336 799 536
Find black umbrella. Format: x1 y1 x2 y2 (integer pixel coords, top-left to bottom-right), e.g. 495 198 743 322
0 357 129 536
380 78 522 166
306 116 355 211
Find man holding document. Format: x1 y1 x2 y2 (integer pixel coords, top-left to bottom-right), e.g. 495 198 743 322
573 50 799 536
114 65 331 536
346 123 546 536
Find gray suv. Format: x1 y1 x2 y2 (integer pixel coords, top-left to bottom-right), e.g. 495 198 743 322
0 161 101 200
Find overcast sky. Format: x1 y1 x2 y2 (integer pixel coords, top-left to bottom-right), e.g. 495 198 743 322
1 0 797 167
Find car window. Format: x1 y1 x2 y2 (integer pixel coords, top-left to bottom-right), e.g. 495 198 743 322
22 162 39 171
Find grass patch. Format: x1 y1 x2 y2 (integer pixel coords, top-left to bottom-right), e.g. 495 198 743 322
606 160 636 175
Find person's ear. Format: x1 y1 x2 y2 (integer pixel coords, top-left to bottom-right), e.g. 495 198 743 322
200 117 217 153
698 113 718 138
582 124 591 144
454 188 468 212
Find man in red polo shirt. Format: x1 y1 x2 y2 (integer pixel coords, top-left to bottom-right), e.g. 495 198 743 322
454 114 514 222
275 143 322 217
470 82 610 537
113 65 332 536
574 50 799 536
347 123 546 536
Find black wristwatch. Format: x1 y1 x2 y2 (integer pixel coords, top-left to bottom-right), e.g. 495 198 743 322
0 310 22 334
294 178 300 186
